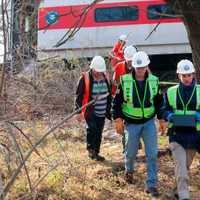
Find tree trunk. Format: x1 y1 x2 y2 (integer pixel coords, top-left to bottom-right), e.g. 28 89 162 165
165 0 200 82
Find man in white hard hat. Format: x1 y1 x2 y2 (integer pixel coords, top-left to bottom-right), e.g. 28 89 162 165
112 45 140 153
164 59 200 200
112 45 137 96
112 51 164 197
109 34 127 69
75 56 112 161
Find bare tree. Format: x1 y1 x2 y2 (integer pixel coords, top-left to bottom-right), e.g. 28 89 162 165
165 0 200 81
0 0 9 96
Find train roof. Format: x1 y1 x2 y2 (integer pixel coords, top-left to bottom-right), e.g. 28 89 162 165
39 0 160 8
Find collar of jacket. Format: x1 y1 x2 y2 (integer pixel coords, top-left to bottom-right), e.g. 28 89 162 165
179 79 195 91
89 69 108 82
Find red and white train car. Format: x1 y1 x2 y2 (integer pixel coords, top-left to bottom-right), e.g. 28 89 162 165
38 0 191 59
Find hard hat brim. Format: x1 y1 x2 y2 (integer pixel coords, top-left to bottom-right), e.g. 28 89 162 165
91 66 106 73
176 70 195 74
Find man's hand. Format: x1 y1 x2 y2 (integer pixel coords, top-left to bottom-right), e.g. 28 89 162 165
114 118 124 135
71 114 84 123
158 119 168 135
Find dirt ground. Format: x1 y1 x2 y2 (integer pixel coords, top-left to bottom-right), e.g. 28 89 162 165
1 119 200 200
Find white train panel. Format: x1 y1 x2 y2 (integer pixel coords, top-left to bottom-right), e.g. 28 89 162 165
37 0 191 59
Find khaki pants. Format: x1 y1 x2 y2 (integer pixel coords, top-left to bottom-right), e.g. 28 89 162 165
169 142 196 200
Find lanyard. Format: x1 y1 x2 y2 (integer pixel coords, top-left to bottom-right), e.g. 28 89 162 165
177 85 196 114
133 80 148 110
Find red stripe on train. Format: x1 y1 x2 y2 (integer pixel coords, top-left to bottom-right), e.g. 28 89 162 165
38 0 181 30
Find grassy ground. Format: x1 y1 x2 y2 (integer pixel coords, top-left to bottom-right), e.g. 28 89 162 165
1 120 200 200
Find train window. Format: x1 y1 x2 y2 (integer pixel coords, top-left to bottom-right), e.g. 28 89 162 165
95 6 139 22
147 4 176 19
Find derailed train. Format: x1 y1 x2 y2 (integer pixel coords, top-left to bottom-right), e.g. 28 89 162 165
37 0 190 60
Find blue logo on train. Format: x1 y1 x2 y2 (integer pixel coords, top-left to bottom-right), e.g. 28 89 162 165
45 11 59 25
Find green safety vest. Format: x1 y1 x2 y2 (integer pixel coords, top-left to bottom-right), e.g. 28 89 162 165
167 84 200 131
120 74 159 119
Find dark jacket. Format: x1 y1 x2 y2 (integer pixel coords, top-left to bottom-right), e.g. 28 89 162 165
75 70 112 120
164 80 200 151
112 70 164 124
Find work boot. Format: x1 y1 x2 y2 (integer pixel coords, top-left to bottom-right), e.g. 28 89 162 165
172 188 190 200
124 172 134 184
145 187 159 197
88 149 96 160
93 154 105 162
88 150 105 161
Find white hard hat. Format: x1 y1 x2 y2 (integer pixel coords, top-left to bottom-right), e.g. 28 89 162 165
132 51 150 68
90 56 106 72
119 34 127 42
124 46 137 61
176 59 195 74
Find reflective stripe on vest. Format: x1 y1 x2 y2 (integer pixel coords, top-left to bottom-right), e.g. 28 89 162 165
167 84 200 131
120 74 158 119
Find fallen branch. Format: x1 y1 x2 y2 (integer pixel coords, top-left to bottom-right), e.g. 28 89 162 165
1 93 109 199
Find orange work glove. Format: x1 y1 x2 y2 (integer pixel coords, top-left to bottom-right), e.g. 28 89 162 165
114 118 124 135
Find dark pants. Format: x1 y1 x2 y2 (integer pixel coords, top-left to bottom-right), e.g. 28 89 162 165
86 114 105 154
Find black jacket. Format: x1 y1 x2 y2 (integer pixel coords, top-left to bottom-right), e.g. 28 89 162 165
112 71 164 124
75 70 112 120
164 81 200 151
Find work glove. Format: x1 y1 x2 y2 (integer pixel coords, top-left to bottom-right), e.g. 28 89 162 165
196 112 200 121
167 112 174 122
114 118 124 135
